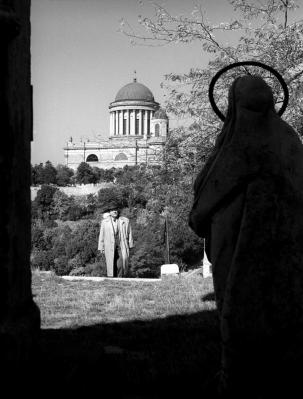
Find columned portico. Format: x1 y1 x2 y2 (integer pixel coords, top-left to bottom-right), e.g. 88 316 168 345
110 107 158 136
109 77 160 140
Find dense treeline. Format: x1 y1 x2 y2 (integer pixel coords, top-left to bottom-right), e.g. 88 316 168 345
31 163 204 278
31 161 117 186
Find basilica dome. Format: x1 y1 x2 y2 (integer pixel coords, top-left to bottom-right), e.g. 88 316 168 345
115 80 154 102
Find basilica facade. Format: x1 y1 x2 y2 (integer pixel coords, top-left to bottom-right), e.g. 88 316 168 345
63 78 169 170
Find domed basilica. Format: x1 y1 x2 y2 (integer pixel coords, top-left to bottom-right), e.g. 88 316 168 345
63 77 169 170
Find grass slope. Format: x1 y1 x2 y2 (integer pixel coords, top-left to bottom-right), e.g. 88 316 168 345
32 271 220 398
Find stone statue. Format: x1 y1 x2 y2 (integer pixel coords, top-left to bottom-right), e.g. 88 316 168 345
189 74 303 397
98 201 134 277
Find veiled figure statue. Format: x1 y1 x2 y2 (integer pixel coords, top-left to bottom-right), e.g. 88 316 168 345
189 75 303 397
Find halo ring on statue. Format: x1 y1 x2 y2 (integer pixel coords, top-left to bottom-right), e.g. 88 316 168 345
209 61 289 121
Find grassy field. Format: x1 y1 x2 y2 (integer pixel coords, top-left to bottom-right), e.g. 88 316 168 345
32 270 220 398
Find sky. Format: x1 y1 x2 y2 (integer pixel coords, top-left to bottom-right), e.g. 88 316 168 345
31 0 243 165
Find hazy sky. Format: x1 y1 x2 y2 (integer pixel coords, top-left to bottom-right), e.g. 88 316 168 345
31 0 242 165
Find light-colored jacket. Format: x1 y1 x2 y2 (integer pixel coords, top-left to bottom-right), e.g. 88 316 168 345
98 215 134 276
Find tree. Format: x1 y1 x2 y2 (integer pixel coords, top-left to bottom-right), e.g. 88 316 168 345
97 186 128 210
56 164 74 186
31 163 44 185
41 161 57 185
76 162 98 184
52 190 73 220
121 0 303 170
34 184 58 220
65 220 100 265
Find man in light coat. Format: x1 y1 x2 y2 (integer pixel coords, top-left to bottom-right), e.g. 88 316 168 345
98 201 134 277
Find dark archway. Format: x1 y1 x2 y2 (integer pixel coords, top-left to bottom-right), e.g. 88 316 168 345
86 153 98 162
155 123 160 137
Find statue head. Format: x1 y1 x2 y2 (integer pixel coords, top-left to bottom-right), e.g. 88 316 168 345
231 75 274 114
209 61 289 122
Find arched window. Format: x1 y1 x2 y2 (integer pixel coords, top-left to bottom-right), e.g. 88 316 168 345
155 124 160 137
86 154 98 162
115 153 128 161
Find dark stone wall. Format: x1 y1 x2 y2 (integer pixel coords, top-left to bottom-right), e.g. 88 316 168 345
0 0 40 381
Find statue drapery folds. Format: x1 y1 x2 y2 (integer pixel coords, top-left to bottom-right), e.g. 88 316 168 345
189 73 303 397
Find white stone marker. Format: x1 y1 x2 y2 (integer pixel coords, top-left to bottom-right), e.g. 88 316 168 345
161 264 180 277
202 248 212 278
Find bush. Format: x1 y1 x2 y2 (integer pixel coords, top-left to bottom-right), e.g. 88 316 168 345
65 220 99 265
129 243 163 278
31 250 55 271
52 256 72 276
83 261 107 277
44 219 58 228
42 161 57 184
56 164 74 186
69 266 86 276
76 162 97 184
52 190 73 220
129 215 165 278
51 225 72 258
67 254 84 270
97 186 128 211
66 205 84 221
34 184 58 220
31 225 45 251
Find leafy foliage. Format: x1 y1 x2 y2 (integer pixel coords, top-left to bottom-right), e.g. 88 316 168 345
96 185 129 211
52 190 73 220
130 213 166 277
65 220 100 265
121 0 303 173
33 184 58 220
31 164 204 277
31 250 55 271
31 162 75 186
92 167 116 183
56 164 74 186
76 162 98 184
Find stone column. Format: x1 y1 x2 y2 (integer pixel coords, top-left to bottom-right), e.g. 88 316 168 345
130 110 135 135
116 111 119 135
126 109 130 135
144 110 148 138
139 110 142 136
147 111 150 136
109 112 113 136
122 110 125 135
115 111 118 135
119 110 123 135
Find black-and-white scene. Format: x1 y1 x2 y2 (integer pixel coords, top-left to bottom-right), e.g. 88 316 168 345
2 0 303 397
